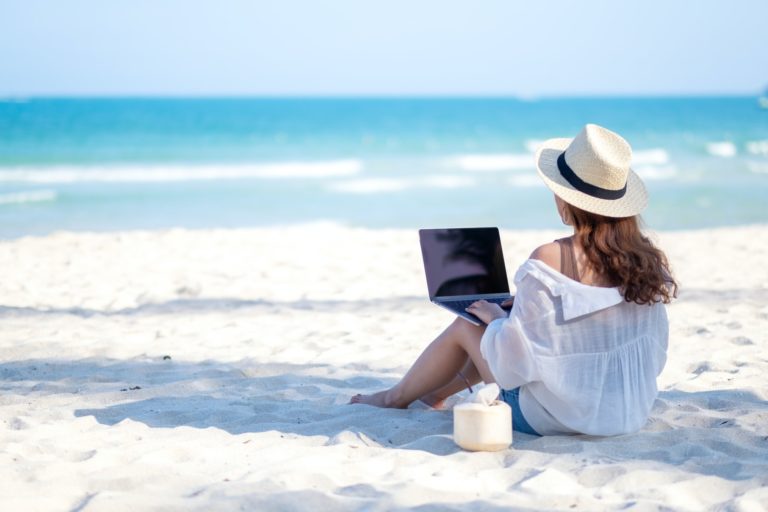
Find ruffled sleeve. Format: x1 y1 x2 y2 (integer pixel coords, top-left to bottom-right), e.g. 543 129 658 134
479 268 542 389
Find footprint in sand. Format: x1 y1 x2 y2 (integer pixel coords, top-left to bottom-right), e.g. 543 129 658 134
8 417 29 430
68 449 98 462
688 362 711 375
651 398 669 413
687 326 713 337
577 465 627 487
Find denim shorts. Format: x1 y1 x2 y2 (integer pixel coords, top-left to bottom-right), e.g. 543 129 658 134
499 387 541 436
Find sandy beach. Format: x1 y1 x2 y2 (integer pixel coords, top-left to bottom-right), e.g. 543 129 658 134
1 224 767 511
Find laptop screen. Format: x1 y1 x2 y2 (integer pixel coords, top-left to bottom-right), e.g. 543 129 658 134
419 227 510 299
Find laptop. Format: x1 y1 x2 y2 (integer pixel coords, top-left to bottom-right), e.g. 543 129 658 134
419 227 512 325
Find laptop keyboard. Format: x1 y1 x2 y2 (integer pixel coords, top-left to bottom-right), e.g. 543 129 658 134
440 297 510 312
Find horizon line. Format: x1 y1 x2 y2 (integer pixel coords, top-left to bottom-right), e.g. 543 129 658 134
0 92 763 101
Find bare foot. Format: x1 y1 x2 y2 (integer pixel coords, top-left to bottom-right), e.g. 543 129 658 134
349 390 406 408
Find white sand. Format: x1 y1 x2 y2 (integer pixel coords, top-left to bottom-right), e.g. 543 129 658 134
1 224 767 511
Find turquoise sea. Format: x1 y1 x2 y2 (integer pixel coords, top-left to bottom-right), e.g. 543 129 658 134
0 97 766 238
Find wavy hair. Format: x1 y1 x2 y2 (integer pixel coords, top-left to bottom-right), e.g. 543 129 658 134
564 203 678 305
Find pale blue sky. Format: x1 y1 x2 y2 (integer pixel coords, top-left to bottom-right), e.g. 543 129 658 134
1 0 766 97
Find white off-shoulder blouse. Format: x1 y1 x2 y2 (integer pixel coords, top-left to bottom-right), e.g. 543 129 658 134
480 258 669 436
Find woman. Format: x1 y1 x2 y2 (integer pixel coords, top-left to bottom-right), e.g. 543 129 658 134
351 124 677 437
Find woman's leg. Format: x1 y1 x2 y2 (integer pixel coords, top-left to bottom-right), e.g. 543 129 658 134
420 359 482 409
350 317 496 408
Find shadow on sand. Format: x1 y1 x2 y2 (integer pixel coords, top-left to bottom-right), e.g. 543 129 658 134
3 356 767 475
1 356 461 455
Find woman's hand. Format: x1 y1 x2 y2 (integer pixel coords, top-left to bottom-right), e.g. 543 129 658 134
466 300 508 325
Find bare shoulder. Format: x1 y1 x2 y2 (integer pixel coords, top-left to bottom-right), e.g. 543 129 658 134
529 241 561 272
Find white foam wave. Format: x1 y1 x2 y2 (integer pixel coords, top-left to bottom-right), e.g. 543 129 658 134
746 140 768 157
0 189 57 205
747 162 768 175
634 165 678 181
706 142 737 158
632 149 669 166
524 140 546 153
420 175 475 189
507 175 541 187
330 178 409 194
450 153 534 172
0 160 363 183
329 174 475 194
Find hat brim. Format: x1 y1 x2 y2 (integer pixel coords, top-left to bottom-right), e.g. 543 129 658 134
535 137 648 218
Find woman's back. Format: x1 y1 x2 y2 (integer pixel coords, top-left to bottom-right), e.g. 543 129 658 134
481 258 669 436
533 237 615 288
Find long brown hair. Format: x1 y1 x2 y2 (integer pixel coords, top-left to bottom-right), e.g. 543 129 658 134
564 203 678 305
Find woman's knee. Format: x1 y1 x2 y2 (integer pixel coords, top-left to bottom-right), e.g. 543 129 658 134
449 317 485 342
448 316 465 331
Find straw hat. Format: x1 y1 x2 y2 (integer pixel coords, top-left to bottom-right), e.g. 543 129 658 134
535 124 647 218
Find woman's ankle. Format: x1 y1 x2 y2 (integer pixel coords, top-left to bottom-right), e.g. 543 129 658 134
383 387 409 409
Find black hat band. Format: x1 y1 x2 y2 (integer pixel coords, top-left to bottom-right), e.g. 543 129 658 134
557 153 627 200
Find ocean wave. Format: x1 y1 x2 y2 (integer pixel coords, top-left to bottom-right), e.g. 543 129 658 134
746 140 768 157
450 153 534 172
632 149 669 166
420 175 476 188
706 142 737 158
634 165 677 181
524 139 545 153
0 189 57 205
329 178 409 194
0 160 362 183
507 175 542 187
747 162 768 175
329 174 475 194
